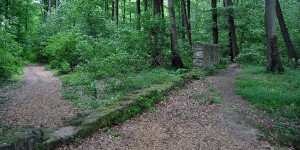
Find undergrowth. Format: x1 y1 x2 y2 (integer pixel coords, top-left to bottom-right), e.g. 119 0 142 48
235 65 300 148
60 68 183 112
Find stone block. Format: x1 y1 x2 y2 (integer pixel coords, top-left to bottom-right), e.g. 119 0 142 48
193 42 220 70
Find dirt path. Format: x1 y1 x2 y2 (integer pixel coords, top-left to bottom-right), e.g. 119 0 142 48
58 64 285 150
0 64 75 129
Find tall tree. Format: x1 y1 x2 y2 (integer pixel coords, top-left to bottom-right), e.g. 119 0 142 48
129 0 132 23
115 0 119 26
25 0 29 32
151 0 163 67
55 0 59 13
112 0 115 20
265 0 284 73
137 0 141 29
48 0 52 14
144 0 148 11
212 0 218 44
168 0 184 68
224 0 238 61
123 0 126 22
181 0 191 45
187 0 191 42
105 0 109 17
5 0 9 19
152 0 161 17
161 0 164 18
43 0 48 20
187 0 190 20
276 0 299 66
181 3 185 39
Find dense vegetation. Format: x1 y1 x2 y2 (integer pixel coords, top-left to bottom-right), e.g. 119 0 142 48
0 0 299 148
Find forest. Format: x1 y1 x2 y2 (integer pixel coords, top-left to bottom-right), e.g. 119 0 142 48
0 0 299 149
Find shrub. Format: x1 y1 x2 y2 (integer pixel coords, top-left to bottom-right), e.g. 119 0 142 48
236 45 266 65
0 31 23 80
82 51 149 79
44 29 83 74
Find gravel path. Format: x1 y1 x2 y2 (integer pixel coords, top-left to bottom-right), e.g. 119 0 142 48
0 64 75 129
58 64 286 150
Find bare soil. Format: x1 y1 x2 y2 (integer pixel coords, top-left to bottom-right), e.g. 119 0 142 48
58 64 288 150
0 64 75 130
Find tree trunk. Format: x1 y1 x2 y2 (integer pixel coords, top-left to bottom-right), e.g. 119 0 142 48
181 0 191 45
55 0 59 13
212 0 219 44
161 0 164 18
265 0 284 73
5 0 9 19
151 0 162 67
105 0 109 17
43 0 48 20
152 0 156 16
112 1 115 20
137 0 141 29
181 0 185 39
115 0 119 26
152 0 161 17
168 0 184 68
224 0 238 61
187 0 191 20
187 0 191 42
48 0 52 14
25 0 29 32
168 0 178 52
129 0 132 23
144 0 148 11
123 0 126 22
276 0 299 67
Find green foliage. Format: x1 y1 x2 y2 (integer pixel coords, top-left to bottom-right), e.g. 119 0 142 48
0 30 23 80
44 30 80 74
60 68 181 111
74 135 82 143
236 45 266 65
191 0 300 68
103 68 181 97
142 16 170 66
177 41 193 69
235 65 300 147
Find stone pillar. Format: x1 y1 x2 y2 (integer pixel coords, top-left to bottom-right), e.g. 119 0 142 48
193 42 220 70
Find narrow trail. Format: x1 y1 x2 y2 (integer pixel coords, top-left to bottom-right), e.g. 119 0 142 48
59 64 283 150
0 64 74 129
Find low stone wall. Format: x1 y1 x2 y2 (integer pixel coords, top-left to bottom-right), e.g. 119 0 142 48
193 42 220 70
0 73 202 150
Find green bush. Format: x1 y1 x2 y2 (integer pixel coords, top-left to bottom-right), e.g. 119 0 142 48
236 45 266 65
82 51 149 79
44 30 83 74
0 31 23 80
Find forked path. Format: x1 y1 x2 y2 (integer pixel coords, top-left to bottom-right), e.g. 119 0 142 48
59 64 284 150
0 64 74 129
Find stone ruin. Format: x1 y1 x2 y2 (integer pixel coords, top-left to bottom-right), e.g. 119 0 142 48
193 42 220 70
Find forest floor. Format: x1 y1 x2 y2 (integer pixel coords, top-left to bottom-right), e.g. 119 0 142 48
58 64 288 150
0 64 75 130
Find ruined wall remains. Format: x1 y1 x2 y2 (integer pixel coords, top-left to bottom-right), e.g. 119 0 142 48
193 42 220 70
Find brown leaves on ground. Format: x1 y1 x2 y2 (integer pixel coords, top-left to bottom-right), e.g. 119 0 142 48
58 64 287 150
0 64 75 130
